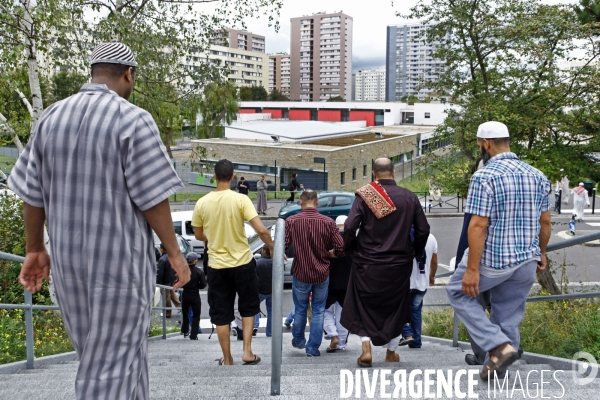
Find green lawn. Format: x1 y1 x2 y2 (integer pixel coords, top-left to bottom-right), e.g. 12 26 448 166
0 155 16 174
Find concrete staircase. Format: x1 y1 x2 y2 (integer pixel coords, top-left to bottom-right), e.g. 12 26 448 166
0 331 598 399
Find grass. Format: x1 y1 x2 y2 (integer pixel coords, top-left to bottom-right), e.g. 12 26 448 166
397 175 431 193
0 309 182 365
0 155 16 174
422 295 600 361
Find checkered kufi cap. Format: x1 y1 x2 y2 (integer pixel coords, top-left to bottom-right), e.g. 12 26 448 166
90 42 137 67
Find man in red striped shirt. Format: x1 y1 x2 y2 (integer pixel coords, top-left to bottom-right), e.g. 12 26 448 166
285 190 345 356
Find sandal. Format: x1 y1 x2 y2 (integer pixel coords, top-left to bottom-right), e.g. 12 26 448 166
242 355 261 365
326 346 337 353
480 345 519 380
357 356 372 368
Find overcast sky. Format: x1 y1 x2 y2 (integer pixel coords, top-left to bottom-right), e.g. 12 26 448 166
210 0 577 73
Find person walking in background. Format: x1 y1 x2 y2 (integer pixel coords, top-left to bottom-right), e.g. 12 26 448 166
399 233 438 348
561 173 570 205
571 182 590 222
286 173 301 204
285 190 344 356
157 243 182 318
428 174 443 210
237 176 249 196
324 216 352 353
256 245 274 337
181 252 207 340
9 42 190 398
256 175 268 215
341 158 430 368
192 159 274 366
446 121 552 380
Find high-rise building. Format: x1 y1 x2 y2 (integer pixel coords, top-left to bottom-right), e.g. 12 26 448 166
386 22 446 101
290 12 353 102
211 28 266 53
184 45 268 90
268 53 291 97
354 69 386 101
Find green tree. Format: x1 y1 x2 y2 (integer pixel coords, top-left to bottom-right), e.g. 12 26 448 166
405 95 419 105
50 70 89 104
198 81 239 139
574 0 600 27
251 86 268 100
404 0 600 187
326 96 345 102
239 86 253 101
268 88 289 101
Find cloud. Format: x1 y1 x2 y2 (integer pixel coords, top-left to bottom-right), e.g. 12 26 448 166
352 56 386 73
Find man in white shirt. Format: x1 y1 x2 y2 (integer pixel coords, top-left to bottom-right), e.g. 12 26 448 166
399 234 438 348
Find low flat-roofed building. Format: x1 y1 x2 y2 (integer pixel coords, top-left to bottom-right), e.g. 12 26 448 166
190 124 435 192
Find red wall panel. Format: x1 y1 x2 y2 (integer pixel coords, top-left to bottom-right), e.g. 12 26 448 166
349 111 375 127
289 109 311 121
239 109 256 114
263 109 283 118
318 110 342 122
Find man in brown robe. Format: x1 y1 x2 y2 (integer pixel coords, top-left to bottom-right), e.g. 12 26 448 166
341 158 430 367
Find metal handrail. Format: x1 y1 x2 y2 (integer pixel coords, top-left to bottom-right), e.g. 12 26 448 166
434 230 600 279
270 218 285 395
0 251 182 369
429 231 600 347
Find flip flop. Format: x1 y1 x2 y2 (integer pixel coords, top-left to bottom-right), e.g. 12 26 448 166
243 355 261 365
216 357 224 366
357 356 372 368
326 346 338 353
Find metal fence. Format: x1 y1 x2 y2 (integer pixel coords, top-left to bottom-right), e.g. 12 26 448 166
555 188 597 215
0 251 179 370
413 191 465 213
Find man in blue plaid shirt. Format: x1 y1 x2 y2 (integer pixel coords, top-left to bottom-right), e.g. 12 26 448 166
446 121 552 381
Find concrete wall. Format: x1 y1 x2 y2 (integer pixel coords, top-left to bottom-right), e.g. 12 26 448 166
413 103 456 125
193 133 419 192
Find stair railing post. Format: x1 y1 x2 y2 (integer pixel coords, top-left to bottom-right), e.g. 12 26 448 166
161 288 167 340
452 310 459 348
593 188 596 215
558 190 562 215
24 288 35 369
271 218 285 396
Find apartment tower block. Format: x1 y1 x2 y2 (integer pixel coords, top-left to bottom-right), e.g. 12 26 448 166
268 54 291 97
290 12 353 102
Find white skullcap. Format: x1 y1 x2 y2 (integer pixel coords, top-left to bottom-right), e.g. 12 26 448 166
579 182 584 186
335 215 347 225
477 121 510 139
90 42 137 67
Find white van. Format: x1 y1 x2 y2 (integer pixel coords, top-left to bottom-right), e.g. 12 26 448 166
170 210 259 257
171 211 204 255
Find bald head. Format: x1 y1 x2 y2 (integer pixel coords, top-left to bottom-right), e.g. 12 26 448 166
373 158 394 180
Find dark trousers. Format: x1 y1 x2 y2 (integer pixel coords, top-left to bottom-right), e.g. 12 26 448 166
181 292 201 339
287 191 296 203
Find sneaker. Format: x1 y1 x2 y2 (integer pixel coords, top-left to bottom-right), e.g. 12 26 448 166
306 350 320 357
292 338 305 350
284 323 291 329
232 327 237 336
252 328 258 337
190 336 198 340
183 333 189 338
398 337 415 346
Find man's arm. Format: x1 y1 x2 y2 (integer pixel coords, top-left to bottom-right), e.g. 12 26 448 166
248 216 274 255
537 211 551 272
412 200 430 257
19 203 50 294
463 214 489 297
429 253 438 287
194 226 207 242
330 223 344 258
342 197 362 253
143 199 190 289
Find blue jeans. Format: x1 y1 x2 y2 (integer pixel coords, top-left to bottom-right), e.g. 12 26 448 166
285 309 295 325
254 313 260 328
402 289 427 348
259 293 272 337
292 277 329 356
188 306 201 333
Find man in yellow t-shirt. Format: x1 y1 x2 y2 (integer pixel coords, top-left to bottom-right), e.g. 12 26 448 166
192 159 274 366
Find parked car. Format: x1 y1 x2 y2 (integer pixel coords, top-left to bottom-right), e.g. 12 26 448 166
153 232 192 262
278 191 355 220
171 210 258 256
